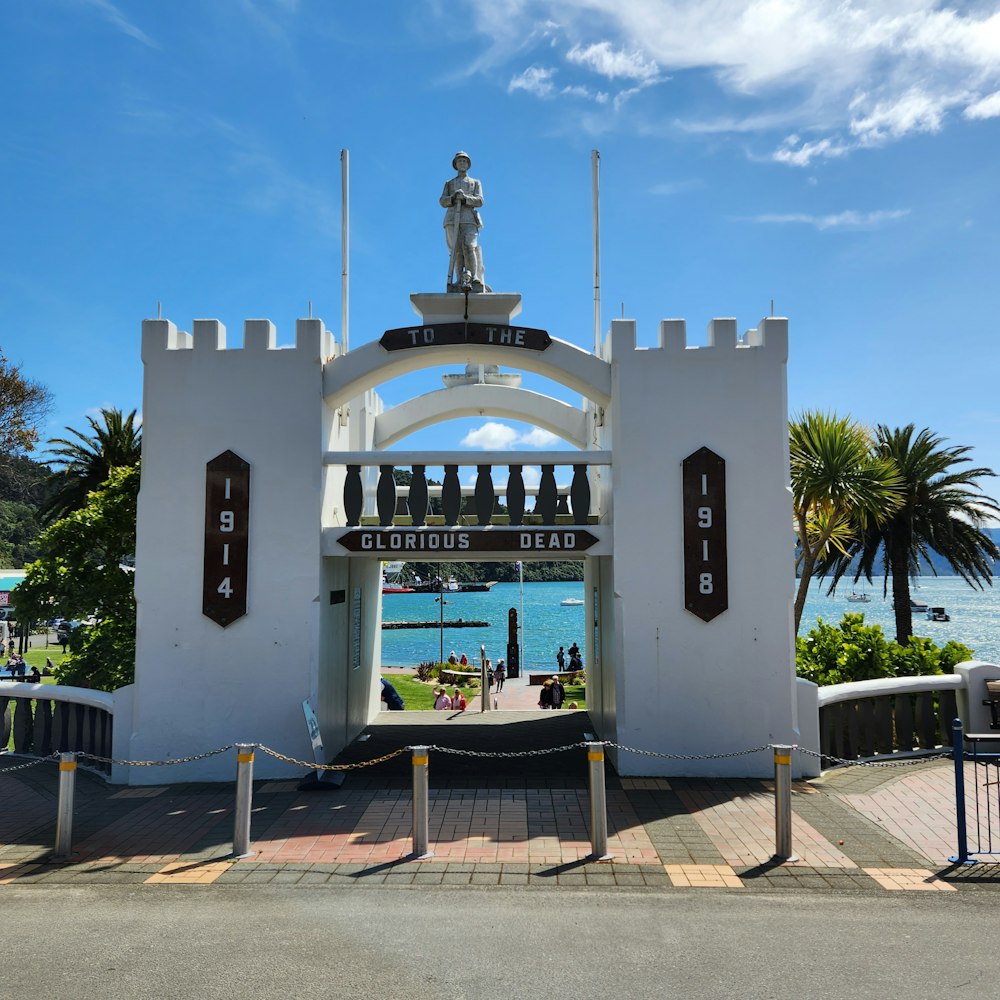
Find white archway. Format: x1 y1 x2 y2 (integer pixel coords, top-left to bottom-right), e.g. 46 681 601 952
373 383 589 450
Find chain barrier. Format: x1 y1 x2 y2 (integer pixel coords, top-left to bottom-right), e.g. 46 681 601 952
606 741 772 761
76 745 235 768
793 746 954 769
1 741 958 774
258 745 409 771
0 752 59 775
427 742 585 758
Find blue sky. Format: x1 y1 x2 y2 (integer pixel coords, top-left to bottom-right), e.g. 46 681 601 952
3 0 1000 498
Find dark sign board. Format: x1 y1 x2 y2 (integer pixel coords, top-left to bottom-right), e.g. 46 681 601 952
203 450 250 628
682 447 728 622
337 528 596 554
380 322 551 353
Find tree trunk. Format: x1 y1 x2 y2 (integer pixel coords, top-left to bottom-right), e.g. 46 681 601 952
889 538 913 646
793 548 816 635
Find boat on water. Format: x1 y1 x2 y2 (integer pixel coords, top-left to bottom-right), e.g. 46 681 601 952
846 592 871 603
381 562 497 594
382 561 414 594
926 606 951 622
910 598 929 612
560 598 584 607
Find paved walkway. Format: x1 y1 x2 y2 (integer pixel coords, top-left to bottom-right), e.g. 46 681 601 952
2 711 999 893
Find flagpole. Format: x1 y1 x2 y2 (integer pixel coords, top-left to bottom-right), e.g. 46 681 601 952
340 148 350 353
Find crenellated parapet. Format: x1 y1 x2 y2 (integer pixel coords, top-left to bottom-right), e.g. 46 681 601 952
140 317 337 364
608 316 788 361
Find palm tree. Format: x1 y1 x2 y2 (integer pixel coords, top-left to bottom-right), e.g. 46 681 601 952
790 411 903 633
41 408 141 523
826 424 1000 645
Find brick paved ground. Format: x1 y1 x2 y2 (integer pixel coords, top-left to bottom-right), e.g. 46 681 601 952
3 718 999 894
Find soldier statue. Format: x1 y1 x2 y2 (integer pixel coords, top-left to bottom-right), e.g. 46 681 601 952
440 150 487 292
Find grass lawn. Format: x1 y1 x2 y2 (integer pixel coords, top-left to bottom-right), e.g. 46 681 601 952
383 672 480 710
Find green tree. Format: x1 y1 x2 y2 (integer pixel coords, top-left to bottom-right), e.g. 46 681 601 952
42 407 141 523
13 465 138 689
826 425 1000 645
0 350 51 455
790 411 903 633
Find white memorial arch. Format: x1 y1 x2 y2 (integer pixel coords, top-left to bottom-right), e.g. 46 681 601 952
122 288 802 783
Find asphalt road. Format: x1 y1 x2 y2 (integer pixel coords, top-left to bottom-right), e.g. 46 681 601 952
4 886 995 999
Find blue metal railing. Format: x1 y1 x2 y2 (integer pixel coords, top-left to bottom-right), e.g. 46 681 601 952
950 718 1000 864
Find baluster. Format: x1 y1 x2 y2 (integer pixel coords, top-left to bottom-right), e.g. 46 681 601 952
35 699 53 755
12 699 33 753
557 494 569 515
474 465 495 526
0 697 10 748
409 465 428 527
537 465 557 524
377 465 397 527
570 464 591 525
344 465 363 527
506 466 525 526
442 465 462 526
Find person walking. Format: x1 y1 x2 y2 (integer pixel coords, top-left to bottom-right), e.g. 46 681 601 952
550 675 565 710
494 658 506 692
556 646 566 670
539 679 554 710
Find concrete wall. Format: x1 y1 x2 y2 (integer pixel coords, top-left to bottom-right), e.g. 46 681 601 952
606 317 796 776
132 318 334 783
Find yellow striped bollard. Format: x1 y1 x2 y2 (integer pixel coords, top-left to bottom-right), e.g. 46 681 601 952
53 752 77 860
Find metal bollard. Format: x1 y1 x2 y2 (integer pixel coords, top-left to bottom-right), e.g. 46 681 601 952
411 745 432 859
53 752 77 860
586 742 612 860
232 743 257 859
771 744 798 862
950 718 973 864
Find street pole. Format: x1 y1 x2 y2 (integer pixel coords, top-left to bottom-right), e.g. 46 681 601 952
518 560 524 676
437 596 447 665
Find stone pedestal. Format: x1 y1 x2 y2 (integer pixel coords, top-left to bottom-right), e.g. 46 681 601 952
410 292 522 326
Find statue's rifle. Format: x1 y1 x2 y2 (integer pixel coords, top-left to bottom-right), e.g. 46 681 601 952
446 189 463 290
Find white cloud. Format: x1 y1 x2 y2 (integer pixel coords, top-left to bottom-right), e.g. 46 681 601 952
462 422 520 449
745 209 911 230
521 427 560 447
964 90 1000 120
82 0 157 48
566 41 660 83
461 422 565 449
508 65 557 97
469 0 1000 159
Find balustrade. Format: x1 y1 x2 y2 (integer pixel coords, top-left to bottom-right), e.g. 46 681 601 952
329 451 610 529
817 676 962 763
1 685 114 776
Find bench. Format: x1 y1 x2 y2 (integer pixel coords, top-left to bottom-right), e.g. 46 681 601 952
983 679 1000 729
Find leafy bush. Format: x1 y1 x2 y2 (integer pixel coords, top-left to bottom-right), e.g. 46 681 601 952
796 613 973 686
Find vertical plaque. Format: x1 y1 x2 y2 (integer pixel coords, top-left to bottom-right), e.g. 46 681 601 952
682 448 728 622
352 587 362 670
203 451 250 627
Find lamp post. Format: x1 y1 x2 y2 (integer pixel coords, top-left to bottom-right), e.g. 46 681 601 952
435 596 448 665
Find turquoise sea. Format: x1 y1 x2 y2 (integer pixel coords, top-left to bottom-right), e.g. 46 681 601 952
380 576 1000 669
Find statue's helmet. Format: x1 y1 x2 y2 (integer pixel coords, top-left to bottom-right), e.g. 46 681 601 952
452 150 472 169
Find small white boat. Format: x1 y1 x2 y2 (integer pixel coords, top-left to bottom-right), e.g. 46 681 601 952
927 607 951 622
846 592 870 603
560 598 584 607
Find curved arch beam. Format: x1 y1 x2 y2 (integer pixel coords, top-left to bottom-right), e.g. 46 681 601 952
373 384 589 450
322 337 611 410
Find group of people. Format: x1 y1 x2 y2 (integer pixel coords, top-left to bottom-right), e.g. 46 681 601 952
555 642 583 672
433 686 467 711
3 654 41 682
446 651 507 693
